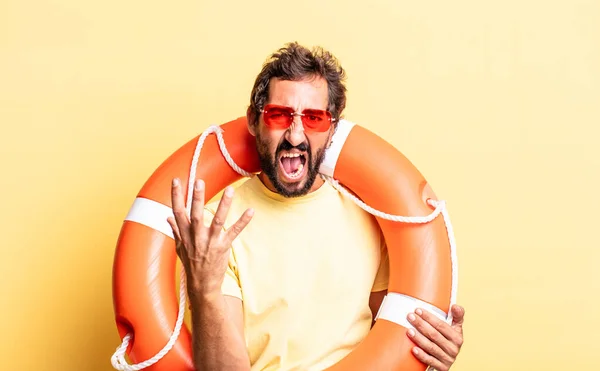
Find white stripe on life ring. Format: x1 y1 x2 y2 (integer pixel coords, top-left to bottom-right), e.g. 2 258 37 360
375 292 448 329
320 119 356 177
124 197 175 239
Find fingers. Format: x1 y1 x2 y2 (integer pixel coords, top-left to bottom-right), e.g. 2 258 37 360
167 216 186 259
407 310 459 359
406 326 452 366
224 208 254 244
418 308 463 346
170 181 249 246
171 178 192 247
167 217 182 242
189 179 206 241
209 186 235 237
410 346 449 371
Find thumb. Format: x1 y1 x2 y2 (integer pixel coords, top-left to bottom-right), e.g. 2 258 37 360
450 304 465 332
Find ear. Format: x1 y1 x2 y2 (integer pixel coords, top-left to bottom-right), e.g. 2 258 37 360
246 106 257 137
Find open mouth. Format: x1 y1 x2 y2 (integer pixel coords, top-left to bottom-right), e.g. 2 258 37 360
279 152 307 181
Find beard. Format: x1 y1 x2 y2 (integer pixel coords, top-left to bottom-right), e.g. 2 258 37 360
255 131 326 198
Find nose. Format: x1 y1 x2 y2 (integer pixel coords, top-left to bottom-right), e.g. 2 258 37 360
285 116 306 147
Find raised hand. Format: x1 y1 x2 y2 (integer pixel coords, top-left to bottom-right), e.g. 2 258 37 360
167 178 254 296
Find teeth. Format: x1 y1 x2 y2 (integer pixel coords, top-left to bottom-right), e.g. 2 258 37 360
282 153 302 158
290 163 304 178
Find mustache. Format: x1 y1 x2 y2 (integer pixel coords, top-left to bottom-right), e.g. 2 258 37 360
277 139 309 153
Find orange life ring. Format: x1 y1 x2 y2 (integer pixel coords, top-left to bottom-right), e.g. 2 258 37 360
111 116 457 371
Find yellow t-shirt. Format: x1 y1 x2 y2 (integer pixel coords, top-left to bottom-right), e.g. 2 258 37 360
204 175 389 371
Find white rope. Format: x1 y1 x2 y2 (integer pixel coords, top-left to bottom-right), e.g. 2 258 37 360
110 268 187 371
111 125 253 371
112 124 458 370
322 174 458 325
185 126 253 215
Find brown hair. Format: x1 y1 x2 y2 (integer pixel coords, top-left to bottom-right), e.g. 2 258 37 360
247 42 347 127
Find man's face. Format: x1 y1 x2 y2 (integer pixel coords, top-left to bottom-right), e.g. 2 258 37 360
250 77 334 197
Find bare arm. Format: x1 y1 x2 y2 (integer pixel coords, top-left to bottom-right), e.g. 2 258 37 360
167 178 253 371
190 293 249 371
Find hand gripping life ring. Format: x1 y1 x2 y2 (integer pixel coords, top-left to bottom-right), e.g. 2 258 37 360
111 116 458 371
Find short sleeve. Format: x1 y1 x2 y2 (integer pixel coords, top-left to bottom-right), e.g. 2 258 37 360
371 236 389 292
221 252 243 300
203 208 243 300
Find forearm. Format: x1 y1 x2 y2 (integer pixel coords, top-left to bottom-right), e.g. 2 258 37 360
190 292 250 371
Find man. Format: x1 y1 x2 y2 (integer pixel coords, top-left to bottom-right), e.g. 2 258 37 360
167 42 465 371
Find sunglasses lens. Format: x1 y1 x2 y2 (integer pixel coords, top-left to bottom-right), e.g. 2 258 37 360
263 105 293 129
301 109 331 132
262 105 332 132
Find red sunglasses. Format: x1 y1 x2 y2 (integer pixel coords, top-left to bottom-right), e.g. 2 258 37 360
261 104 335 133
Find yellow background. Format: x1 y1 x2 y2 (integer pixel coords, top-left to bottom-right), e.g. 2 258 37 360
1 0 598 370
